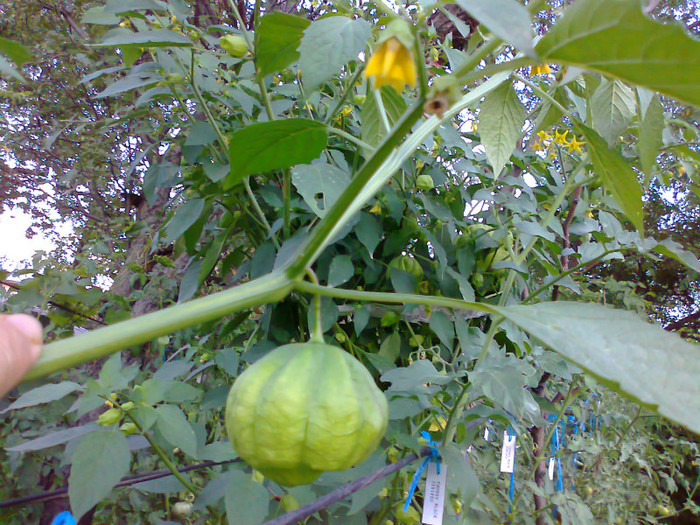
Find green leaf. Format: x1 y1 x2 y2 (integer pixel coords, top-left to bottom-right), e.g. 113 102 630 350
443 445 478 506
164 198 206 244
299 16 371 90
361 86 407 151
536 0 700 106
6 423 100 452
226 119 327 188
379 331 401 363
156 404 199 457
2 381 84 412
638 94 664 181
97 28 193 47
224 470 270 525
255 12 310 78
291 162 350 218
455 0 536 58
590 79 636 147
328 254 354 287
103 0 167 14
577 124 643 232
497 302 700 434
478 81 525 178
429 310 454 350
0 37 32 65
68 430 130 520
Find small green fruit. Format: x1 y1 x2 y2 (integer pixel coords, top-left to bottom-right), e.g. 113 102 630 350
416 174 434 191
98 408 122 426
220 35 248 57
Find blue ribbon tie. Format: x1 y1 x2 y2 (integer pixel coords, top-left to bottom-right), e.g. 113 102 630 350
403 431 440 511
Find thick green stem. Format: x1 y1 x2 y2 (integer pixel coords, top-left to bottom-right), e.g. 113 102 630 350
304 269 325 343
24 272 293 381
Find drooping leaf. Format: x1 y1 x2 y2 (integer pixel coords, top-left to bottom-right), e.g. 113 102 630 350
537 0 700 106
299 16 371 90
102 0 167 14
255 12 310 78
97 28 193 47
478 81 525 178
327 254 354 287
156 404 199 457
497 302 700 434
224 470 270 525
226 119 327 188
577 123 643 232
291 162 350 218
455 0 536 58
163 198 206 244
361 86 407 151
68 430 130 520
2 381 84 412
6 423 100 452
590 79 636 146
637 94 664 181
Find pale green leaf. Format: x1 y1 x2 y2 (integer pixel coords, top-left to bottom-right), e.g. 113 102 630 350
478 82 525 178
156 404 198 457
226 119 327 188
224 470 270 525
0 55 24 81
577 123 643 232
591 79 636 146
97 28 193 47
255 12 310 78
327 254 354 287
497 302 700 434
299 16 371 90
638 94 664 181
2 381 84 412
537 0 700 106
291 162 350 218
455 0 536 58
361 86 407 151
68 430 130 520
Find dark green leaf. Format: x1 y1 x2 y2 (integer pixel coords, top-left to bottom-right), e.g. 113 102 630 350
577 124 643 232
164 199 206 244
226 119 327 188
0 36 32 65
361 86 407 151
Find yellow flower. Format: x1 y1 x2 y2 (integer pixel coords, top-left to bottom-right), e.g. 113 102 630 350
364 37 416 92
537 130 552 142
530 64 552 76
553 129 568 144
566 136 585 154
532 140 545 152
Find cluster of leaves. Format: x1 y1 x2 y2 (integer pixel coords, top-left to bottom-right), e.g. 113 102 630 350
1 0 700 523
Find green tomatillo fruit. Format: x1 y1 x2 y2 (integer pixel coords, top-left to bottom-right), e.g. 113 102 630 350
219 35 248 57
225 342 388 486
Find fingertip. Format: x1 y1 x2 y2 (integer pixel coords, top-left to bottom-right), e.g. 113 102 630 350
6 314 43 358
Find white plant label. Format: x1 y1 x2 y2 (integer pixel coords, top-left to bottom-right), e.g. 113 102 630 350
421 461 447 525
548 458 555 480
500 432 516 473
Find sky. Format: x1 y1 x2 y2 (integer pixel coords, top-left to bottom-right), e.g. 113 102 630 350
0 208 67 272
